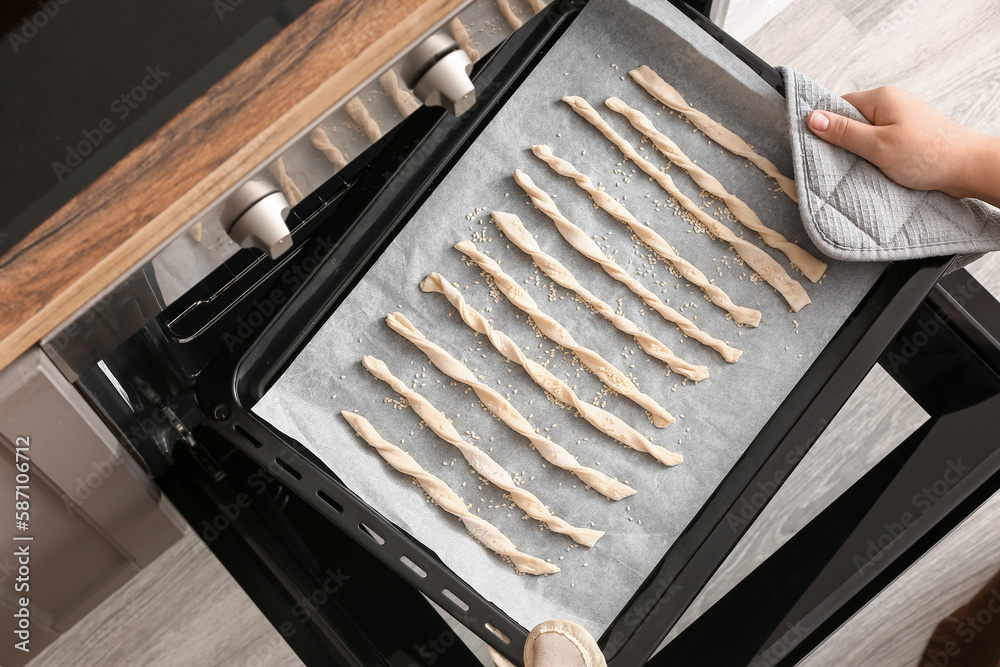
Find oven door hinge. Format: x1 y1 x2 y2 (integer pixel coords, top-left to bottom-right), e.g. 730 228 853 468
162 404 226 482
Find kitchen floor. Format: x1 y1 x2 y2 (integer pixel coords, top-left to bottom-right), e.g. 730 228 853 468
27 0 1000 665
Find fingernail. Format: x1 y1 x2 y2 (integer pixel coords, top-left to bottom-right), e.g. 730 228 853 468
810 111 830 131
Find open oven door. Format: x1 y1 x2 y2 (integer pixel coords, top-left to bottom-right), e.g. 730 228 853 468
70 1 1000 665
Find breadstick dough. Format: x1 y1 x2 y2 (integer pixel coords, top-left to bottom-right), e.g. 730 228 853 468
362 355 604 547
531 145 761 328
386 312 636 501
267 157 303 206
562 95 811 312
346 96 381 142
379 70 420 117
630 65 799 203
606 96 826 283
342 412 558 575
456 240 676 428
420 274 683 466
491 210 711 377
309 127 347 170
513 169 743 363
449 17 480 63
497 0 523 29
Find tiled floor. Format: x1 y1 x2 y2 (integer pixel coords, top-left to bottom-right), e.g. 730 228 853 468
27 1 1000 665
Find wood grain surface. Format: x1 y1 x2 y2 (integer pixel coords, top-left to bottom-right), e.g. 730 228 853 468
27 531 307 667
662 366 930 645
800 490 1000 667
0 0 467 372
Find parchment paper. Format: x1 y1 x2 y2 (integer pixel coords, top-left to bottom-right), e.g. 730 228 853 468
253 0 885 638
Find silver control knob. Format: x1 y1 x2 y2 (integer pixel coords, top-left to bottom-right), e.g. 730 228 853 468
220 180 293 259
401 34 475 116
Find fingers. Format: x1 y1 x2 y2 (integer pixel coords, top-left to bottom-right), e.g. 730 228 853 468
807 110 882 163
841 89 883 123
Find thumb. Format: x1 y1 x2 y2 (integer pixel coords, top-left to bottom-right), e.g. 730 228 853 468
807 110 881 161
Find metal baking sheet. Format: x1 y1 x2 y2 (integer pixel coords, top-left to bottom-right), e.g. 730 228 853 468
253 0 885 638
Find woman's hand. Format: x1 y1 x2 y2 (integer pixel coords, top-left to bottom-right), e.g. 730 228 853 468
807 86 1000 207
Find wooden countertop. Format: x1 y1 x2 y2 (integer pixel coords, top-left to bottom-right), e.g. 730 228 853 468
0 0 466 372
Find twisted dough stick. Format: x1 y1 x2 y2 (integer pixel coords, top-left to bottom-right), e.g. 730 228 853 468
455 240 676 428
562 96 811 312
528 0 547 12
379 70 421 117
342 412 558 575
386 313 635 501
268 158 303 206
513 170 742 364
630 65 799 202
362 356 604 547
346 97 381 142
420 274 682 465
497 0 523 29
449 17 480 63
310 127 347 170
530 145 761 328
607 97 826 283
491 211 709 380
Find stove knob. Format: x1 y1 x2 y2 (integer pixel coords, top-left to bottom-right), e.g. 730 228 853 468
220 180 293 259
401 33 475 116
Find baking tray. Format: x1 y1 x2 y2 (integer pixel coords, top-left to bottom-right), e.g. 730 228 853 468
196 1 949 662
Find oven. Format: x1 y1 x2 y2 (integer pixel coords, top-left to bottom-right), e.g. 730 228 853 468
5 1 1000 665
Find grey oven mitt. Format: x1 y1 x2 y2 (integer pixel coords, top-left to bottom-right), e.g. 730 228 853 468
778 66 1000 265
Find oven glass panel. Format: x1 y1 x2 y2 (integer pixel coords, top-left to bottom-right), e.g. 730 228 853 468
0 0 320 253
